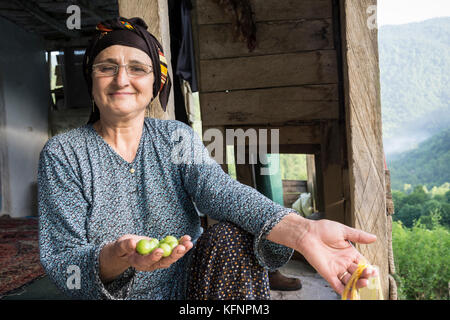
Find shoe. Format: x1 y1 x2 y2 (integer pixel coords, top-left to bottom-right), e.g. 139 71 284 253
269 270 302 291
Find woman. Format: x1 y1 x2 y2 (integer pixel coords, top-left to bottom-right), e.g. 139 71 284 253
38 17 377 300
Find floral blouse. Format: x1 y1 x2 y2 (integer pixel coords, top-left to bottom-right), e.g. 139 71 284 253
37 117 295 299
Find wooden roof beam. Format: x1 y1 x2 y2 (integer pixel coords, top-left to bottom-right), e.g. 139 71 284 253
13 0 82 38
73 0 109 23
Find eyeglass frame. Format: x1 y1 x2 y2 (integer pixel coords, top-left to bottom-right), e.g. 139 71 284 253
91 62 153 78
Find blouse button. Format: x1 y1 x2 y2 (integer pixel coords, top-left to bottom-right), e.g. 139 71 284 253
129 168 135 174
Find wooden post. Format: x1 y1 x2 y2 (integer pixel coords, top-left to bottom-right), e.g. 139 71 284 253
118 0 175 120
320 120 345 223
306 154 317 212
340 0 389 299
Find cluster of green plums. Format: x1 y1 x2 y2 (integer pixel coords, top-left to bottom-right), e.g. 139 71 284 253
135 235 180 257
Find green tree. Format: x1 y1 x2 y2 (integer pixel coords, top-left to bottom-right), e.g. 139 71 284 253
392 183 450 229
392 220 450 300
395 203 423 228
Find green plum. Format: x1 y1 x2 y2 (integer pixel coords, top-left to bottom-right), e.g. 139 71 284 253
158 242 172 257
161 235 179 244
136 239 155 255
167 241 178 250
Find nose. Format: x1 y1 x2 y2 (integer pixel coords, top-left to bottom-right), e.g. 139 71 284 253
113 65 130 87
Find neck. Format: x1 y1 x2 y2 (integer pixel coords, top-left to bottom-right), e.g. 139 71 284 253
94 114 145 163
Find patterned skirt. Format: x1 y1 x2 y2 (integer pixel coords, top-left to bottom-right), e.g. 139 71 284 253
186 222 270 300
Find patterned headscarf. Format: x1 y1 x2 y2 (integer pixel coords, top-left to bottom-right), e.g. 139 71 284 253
83 17 171 123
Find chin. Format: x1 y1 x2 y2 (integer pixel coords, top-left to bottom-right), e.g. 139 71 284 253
112 105 148 116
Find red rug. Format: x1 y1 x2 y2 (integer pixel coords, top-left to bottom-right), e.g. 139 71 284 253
0 216 45 296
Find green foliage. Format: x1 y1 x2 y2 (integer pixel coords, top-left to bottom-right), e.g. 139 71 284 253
224 149 307 181
392 183 450 299
392 183 450 228
279 154 307 180
392 220 450 300
388 128 450 190
226 145 237 180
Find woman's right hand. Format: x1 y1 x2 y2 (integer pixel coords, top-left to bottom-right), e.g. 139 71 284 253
99 234 193 282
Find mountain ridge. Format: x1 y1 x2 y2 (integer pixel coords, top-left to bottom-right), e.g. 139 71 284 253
379 17 450 157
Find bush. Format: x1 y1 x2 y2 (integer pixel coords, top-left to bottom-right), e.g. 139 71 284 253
392 183 450 229
392 219 450 300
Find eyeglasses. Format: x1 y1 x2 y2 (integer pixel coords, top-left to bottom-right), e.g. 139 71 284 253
92 62 153 78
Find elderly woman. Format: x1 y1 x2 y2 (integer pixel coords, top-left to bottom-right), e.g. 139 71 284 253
38 17 377 300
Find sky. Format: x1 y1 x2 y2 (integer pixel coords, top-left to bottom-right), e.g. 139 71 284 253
378 0 450 26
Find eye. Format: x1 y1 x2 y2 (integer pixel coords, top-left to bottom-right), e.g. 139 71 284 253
128 64 150 74
98 64 116 72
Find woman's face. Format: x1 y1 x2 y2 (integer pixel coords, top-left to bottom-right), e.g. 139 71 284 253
91 45 154 120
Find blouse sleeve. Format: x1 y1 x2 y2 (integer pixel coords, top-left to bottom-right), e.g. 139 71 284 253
37 143 135 299
172 122 297 270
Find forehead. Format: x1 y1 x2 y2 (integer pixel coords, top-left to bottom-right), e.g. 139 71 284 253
94 45 152 64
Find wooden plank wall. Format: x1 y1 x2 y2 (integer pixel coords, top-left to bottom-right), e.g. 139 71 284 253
340 0 389 299
192 0 340 127
192 0 351 227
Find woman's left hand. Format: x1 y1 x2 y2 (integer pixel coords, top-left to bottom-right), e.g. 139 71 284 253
267 213 378 296
296 218 378 295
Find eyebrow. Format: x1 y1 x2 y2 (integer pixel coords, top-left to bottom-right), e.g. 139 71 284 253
95 58 151 65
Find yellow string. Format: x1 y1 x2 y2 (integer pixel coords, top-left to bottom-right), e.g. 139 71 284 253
341 260 369 300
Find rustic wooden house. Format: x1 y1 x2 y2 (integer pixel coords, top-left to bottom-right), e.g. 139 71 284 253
187 0 395 299
0 0 396 299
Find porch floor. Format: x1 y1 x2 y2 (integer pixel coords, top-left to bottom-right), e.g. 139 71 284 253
1 259 339 300
270 259 339 300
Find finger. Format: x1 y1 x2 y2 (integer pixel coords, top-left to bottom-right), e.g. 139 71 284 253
360 265 378 279
355 278 369 289
329 276 345 296
155 244 188 269
340 272 371 290
339 271 352 284
344 226 377 244
116 237 139 257
116 235 153 256
130 248 164 268
346 262 361 274
171 244 187 260
179 240 194 252
179 235 192 243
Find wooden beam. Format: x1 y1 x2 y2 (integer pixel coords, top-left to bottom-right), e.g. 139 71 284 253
199 50 338 92
201 123 322 147
279 144 320 155
45 37 91 51
200 85 339 126
74 0 108 22
198 19 334 59
13 0 82 38
195 0 333 24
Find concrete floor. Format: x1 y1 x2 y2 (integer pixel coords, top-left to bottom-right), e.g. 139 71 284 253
1 259 339 300
1 275 68 300
270 259 340 300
